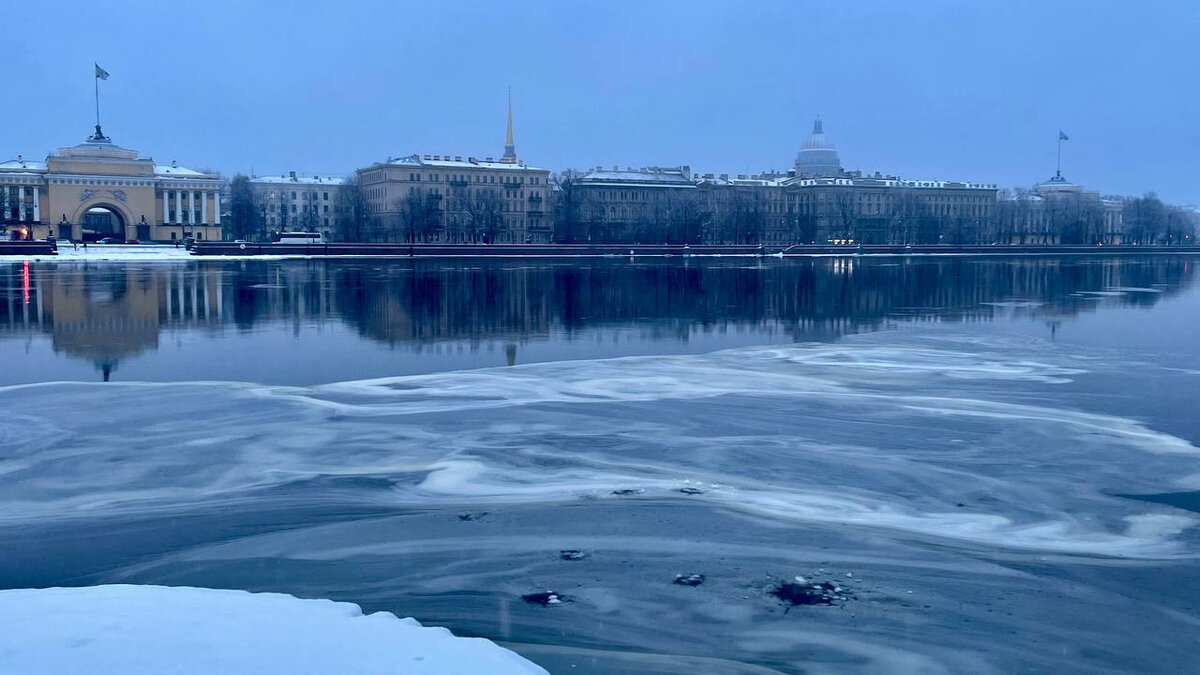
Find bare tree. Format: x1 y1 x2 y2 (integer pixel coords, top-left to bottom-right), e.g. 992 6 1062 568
334 174 372 242
551 170 590 243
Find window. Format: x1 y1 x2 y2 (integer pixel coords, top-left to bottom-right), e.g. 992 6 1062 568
291 191 297 199
323 192 329 200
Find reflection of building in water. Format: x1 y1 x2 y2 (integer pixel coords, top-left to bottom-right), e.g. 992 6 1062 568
0 264 223 380
1 258 1194 375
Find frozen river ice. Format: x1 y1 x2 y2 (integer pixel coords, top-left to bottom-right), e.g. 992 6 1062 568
1 256 1198 673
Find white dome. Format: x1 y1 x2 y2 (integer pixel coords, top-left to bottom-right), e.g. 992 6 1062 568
795 118 842 177
802 119 835 150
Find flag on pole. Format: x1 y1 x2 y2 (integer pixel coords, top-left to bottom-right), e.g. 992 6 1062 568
1059 130 1069 141
95 63 110 80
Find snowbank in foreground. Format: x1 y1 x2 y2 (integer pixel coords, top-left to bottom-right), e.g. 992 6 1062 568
0 585 547 675
23 245 295 262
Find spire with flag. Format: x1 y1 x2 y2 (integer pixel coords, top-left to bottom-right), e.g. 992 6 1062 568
91 63 111 142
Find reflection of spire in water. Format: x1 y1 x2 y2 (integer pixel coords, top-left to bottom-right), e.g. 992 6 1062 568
99 361 114 382
505 343 517 367
1046 320 1061 341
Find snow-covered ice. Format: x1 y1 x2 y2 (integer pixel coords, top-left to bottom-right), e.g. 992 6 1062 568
0 584 547 675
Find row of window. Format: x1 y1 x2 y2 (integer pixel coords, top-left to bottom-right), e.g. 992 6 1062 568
279 204 331 214
406 172 537 185
265 190 332 201
266 215 333 228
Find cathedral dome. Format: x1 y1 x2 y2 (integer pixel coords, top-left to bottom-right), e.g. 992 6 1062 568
795 118 842 177
802 118 835 150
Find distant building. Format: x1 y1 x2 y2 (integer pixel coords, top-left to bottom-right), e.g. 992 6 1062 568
568 166 697 242
249 172 346 235
997 172 1125 245
358 95 551 243
1 129 222 242
559 118 997 245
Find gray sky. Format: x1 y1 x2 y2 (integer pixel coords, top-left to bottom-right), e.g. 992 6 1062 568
4 1 1197 202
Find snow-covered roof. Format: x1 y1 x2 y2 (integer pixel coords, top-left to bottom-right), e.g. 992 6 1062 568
581 166 694 186
252 173 347 186
0 585 547 675
155 164 211 177
0 158 47 173
781 174 997 190
699 174 784 187
373 153 547 172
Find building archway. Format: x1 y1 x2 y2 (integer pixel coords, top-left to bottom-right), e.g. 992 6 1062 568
71 203 129 242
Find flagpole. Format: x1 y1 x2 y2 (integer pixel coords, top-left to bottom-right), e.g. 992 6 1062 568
95 71 100 130
1056 133 1061 178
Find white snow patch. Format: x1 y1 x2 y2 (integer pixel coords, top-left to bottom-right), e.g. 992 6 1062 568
0 584 547 675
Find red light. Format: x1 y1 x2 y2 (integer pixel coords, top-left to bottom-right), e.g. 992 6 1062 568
22 261 30 304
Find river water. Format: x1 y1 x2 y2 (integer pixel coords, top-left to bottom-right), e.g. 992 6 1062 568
1 255 1198 674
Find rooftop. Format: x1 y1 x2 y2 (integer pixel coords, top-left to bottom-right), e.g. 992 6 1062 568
0 157 47 173
156 163 213 178
580 166 694 185
370 153 547 172
251 172 347 185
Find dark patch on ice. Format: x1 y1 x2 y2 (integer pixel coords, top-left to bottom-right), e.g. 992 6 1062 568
676 487 705 495
610 488 643 496
770 579 853 607
673 573 705 586
1115 490 1200 515
272 475 401 492
559 550 585 561
522 590 570 606
457 512 488 521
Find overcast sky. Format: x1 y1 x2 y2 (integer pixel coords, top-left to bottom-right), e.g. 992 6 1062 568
4 1 1196 202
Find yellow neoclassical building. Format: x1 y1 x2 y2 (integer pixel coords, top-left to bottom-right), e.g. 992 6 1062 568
0 128 223 242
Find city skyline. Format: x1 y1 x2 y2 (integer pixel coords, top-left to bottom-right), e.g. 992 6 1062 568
3 1 1196 203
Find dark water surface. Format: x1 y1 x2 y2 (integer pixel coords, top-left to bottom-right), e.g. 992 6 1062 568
2 256 1199 674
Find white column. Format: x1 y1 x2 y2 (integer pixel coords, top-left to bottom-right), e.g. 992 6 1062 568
2 186 8 221
188 191 196 225
18 186 26 221
201 191 208 224
31 187 39 222
175 190 182 224
214 192 221 225
163 190 169 223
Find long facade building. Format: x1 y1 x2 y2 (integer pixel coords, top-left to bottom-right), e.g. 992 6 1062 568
1 129 222 243
563 120 998 245
358 99 552 243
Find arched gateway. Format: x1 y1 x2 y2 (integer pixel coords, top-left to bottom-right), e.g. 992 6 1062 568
75 204 129 242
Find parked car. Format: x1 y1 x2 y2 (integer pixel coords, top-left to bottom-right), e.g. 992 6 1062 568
98 237 122 244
